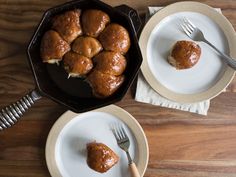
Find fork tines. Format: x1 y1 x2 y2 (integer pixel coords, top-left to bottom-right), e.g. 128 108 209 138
181 17 196 35
111 123 128 141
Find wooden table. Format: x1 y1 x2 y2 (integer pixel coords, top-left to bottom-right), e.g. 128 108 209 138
0 0 236 176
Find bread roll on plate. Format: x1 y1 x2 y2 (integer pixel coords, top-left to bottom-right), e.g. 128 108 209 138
168 40 201 70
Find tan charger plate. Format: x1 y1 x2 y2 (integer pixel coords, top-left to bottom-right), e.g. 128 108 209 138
139 1 236 103
45 105 149 177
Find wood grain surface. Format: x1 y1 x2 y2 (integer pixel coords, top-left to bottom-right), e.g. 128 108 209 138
0 0 236 177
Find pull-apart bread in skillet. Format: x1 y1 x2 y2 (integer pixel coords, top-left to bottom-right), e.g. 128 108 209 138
93 51 127 76
99 23 130 54
72 36 102 58
52 10 82 43
64 51 93 78
40 30 70 64
81 9 110 37
87 70 125 98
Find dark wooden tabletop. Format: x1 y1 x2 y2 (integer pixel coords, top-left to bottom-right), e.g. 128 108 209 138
0 0 236 177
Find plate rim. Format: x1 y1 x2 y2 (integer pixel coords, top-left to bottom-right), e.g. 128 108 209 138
139 1 236 103
45 105 149 177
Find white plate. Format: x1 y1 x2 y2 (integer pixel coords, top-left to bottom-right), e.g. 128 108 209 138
139 2 236 103
45 105 149 177
147 12 228 94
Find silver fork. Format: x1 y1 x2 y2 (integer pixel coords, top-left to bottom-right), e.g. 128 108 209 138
181 17 236 70
112 124 140 177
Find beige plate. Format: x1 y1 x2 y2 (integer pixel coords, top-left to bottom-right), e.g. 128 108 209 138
45 105 149 177
139 1 236 103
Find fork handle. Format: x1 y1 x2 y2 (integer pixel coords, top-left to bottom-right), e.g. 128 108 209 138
129 162 140 177
204 39 236 70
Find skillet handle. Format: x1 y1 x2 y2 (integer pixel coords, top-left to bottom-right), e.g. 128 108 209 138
0 90 42 131
115 5 142 35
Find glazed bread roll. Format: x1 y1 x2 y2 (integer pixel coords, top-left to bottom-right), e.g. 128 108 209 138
72 36 102 58
52 10 82 43
93 51 127 76
63 51 93 78
168 40 201 70
82 9 110 37
87 70 125 98
87 142 119 173
99 23 130 54
40 30 70 64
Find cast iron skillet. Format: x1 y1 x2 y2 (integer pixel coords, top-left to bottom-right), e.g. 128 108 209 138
0 0 143 130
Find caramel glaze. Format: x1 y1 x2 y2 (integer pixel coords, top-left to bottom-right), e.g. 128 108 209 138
52 10 82 43
93 51 127 76
63 51 93 77
169 40 201 69
87 70 124 98
99 23 130 54
82 9 110 37
40 30 70 63
72 36 102 58
87 142 119 173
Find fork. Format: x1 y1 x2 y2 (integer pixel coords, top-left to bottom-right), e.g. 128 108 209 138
112 124 140 177
181 17 236 70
